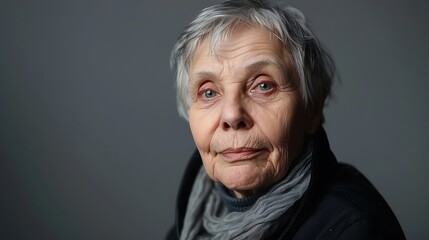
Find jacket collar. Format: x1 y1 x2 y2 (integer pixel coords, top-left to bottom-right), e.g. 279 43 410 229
279 127 337 239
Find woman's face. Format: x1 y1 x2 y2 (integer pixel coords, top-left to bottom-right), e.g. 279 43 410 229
188 26 315 198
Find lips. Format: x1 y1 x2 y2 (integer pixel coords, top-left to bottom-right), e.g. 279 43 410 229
219 148 265 162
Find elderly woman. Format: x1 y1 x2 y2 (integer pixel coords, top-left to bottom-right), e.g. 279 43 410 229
167 0 405 239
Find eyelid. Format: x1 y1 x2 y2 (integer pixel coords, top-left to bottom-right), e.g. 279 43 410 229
250 75 277 92
198 81 216 92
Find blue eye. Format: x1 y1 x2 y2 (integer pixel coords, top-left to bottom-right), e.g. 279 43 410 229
204 89 217 98
258 83 273 91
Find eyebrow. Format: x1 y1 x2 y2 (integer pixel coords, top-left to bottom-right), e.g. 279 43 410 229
190 71 218 82
191 59 283 78
244 58 284 73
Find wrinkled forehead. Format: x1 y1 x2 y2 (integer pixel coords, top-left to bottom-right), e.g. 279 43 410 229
187 22 290 71
197 23 284 59
188 24 295 77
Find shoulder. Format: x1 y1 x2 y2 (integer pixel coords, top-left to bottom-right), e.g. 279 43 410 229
292 163 405 240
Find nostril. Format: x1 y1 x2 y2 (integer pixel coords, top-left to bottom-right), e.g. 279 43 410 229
222 120 247 130
237 121 247 129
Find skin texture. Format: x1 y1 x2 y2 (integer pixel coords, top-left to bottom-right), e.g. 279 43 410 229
188 26 320 198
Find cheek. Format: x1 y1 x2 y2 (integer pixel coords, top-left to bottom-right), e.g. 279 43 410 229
256 107 291 150
269 106 307 162
189 109 217 153
264 121 290 173
255 103 304 171
189 112 206 149
189 112 216 178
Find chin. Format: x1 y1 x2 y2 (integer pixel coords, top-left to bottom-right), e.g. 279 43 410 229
217 164 268 195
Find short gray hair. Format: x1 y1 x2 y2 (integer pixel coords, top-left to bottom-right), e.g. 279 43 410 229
171 0 335 120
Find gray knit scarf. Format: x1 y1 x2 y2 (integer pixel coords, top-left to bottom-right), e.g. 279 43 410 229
180 141 313 240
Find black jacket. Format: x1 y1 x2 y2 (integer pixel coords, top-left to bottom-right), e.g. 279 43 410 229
166 128 405 239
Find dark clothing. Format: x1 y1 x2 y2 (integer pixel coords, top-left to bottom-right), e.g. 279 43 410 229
166 128 405 239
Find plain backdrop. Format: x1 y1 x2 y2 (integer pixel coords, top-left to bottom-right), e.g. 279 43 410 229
1 0 428 239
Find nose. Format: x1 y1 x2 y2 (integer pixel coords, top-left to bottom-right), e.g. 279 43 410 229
220 95 253 131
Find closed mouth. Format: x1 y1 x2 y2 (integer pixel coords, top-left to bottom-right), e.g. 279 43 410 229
219 148 265 162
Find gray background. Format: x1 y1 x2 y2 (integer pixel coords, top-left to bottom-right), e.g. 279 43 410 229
1 0 428 239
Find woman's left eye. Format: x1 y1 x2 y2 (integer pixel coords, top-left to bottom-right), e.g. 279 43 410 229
258 82 273 91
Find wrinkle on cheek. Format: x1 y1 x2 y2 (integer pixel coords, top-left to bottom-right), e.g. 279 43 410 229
276 115 291 177
204 151 217 181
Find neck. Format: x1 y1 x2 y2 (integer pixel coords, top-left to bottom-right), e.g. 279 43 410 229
215 183 261 212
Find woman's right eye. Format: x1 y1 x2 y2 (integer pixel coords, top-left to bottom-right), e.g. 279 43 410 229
196 81 219 101
203 89 217 99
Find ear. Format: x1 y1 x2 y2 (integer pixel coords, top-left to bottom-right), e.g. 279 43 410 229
306 100 324 135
